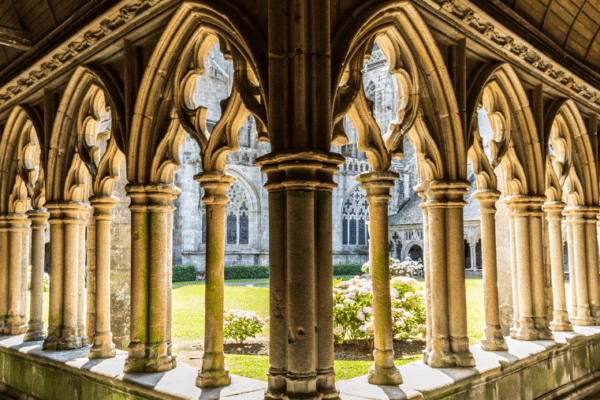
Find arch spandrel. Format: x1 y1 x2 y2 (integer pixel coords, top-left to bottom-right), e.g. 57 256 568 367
128 2 268 184
466 62 544 196
332 2 465 181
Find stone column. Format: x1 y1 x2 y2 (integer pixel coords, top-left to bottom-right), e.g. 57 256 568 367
506 196 553 340
565 206 593 325
21 225 30 327
6 214 29 334
473 190 508 351
424 181 474 367
0 218 7 333
124 184 177 372
360 171 402 385
543 202 573 331
196 172 234 388
508 213 520 338
24 210 49 341
44 205 64 349
417 187 432 362
77 208 89 346
469 244 477 270
257 151 343 400
566 217 577 316
88 197 118 358
584 208 600 322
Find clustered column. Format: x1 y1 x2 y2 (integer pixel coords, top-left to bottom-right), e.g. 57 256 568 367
88 196 118 358
472 190 508 351
5 214 30 335
24 210 49 341
195 172 235 388
543 202 573 331
257 151 343 400
43 202 88 350
359 171 403 385
422 181 474 367
585 207 600 323
125 184 177 372
0 218 7 333
505 196 553 340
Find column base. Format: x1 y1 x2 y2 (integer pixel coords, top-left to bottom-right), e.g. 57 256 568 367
124 342 176 372
196 368 231 388
89 332 116 359
368 349 402 385
481 325 508 351
316 368 339 399
43 327 60 350
24 320 46 342
283 373 319 400
6 316 26 335
58 325 84 350
265 368 287 399
572 316 596 326
533 317 553 340
550 311 573 332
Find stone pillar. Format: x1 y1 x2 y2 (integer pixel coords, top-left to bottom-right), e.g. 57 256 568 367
508 212 520 338
196 172 234 388
423 181 475 367
0 218 7 333
543 202 572 331
360 171 402 385
469 244 477 270
565 207 593 325
417 188 432 362
21 225 30 327
44 205 64 349
566 219 577 316
6 214 29 334
24 210 49 341
505 196 553 340
584 208 600 322
257 151 343 400
472 190 508 351
124 184 177 372
77 208 89 345
88 197 118 358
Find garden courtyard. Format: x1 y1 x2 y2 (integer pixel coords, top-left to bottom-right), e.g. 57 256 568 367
32 278 497 382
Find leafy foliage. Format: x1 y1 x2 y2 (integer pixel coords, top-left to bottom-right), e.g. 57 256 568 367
173 265 197 282
223 309 265 343
224 265 269 280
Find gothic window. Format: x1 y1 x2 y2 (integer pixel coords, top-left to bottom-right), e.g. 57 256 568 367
464 240 471 269
227 214 237 244
476 239 482 268
563 242 568 272
396 242 402 260
341 187 370 246
239 214 249 244
201 204 207 244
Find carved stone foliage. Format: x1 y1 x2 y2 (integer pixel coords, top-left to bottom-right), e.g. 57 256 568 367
332 4 454 180
433 0 600 110
0 0 164 108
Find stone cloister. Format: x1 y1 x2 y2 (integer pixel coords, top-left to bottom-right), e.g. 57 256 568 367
0 0 600 399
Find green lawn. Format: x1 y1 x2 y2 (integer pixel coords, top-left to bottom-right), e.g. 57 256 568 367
466 279 485 344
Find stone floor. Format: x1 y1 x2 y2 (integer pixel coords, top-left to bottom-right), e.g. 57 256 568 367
1 327 600 399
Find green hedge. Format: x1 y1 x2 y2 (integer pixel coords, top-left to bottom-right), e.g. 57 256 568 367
224 265 270 280
173 265 196 282
333 264 363 276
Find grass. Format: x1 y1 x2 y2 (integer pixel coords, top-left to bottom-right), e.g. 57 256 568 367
466 279 485 344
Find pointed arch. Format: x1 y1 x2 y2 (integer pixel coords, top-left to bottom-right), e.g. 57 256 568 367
127 1 267 185
466 63 544 196
544 99 598 206
46 66 125 203
0 105 44 214
332 2 465 180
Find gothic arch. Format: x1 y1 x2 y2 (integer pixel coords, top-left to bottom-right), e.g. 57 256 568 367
332 1 465 181
127 1 268 185
341 185 370 246
544 99 598 206
0 105 45 214
46 66 125 203
466 63 543 196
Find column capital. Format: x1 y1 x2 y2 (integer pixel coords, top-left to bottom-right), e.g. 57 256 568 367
472 189 501 213
6 213 30 231
90 196 119 220
504 195 545 217
357 171 399 202
126 183 178 212
564 205 588 223
195 172 236 205
424 180 470 208
45 201 88 225
256 149 344 192
26 209 50 230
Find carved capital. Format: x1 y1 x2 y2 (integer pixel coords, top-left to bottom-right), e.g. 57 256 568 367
195 172 236 205
45 202 89 225
424 180 470 209
504 195 546 218
357 171 399 203
542 201 566 222
126 184 178 213
90 196 119 221
6 213 30 232
256 150 344 192
26 209 50 230
472 189 501 214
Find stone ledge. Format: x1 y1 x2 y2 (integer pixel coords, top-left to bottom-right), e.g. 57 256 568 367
337 326 600 399
0 335 266 400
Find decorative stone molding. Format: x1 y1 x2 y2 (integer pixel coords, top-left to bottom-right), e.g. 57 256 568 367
430 0 600 110
0 0 166 108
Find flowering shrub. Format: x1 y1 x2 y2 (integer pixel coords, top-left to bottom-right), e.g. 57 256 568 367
332 275 426 344
26 266 50 293
223 309 265 343
361 258 424 277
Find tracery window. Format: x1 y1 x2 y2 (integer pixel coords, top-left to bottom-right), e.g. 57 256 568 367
200 181 250 245
342 187 370 246
475 239 482 268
